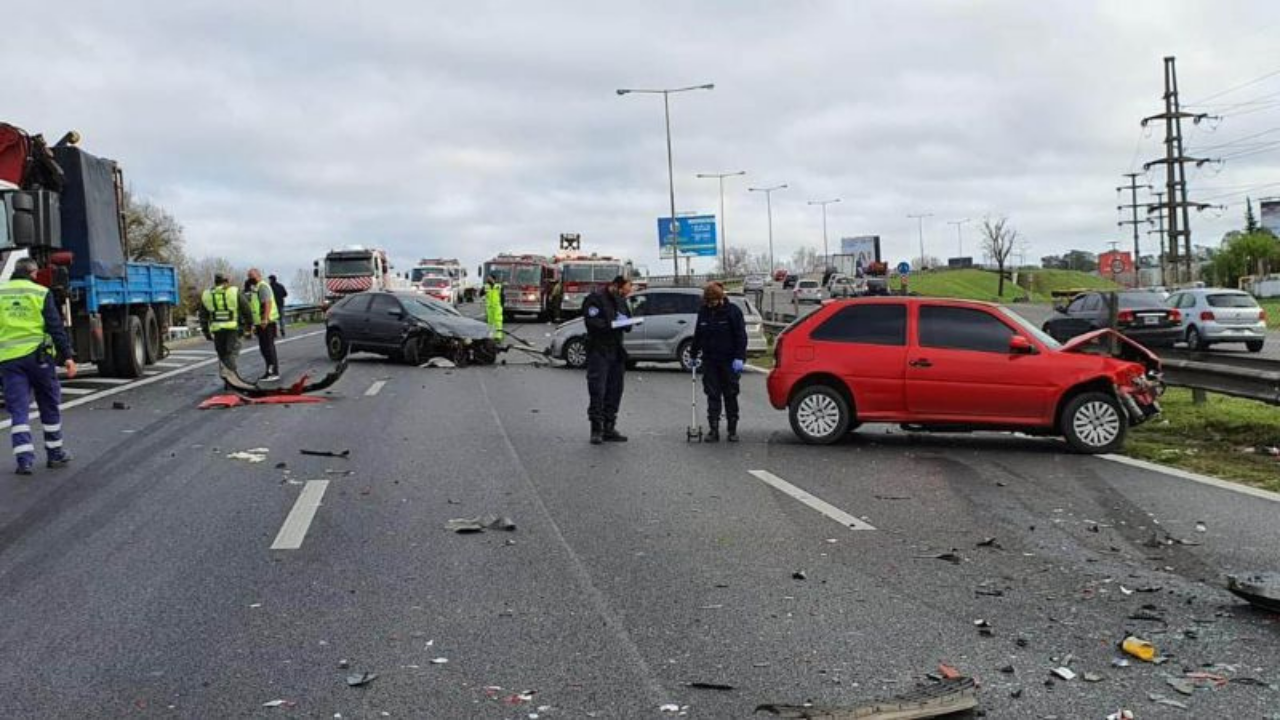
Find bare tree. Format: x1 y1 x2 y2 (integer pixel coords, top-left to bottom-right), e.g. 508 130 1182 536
179 256 247 318
980 217 1018 297
721 246 751 276
123 191 186 265
291 267 324 304
791 246 821 274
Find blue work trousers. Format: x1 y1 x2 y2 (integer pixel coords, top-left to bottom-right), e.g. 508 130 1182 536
1 352 63 465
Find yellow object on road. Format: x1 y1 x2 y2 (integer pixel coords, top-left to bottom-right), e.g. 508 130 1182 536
1121 635 1157 662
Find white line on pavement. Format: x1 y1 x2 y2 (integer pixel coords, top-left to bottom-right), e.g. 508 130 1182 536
151 361 187 368
748 469 876 530
270 480 329 550
58 387 96 396
0 330 324 431
62 377 132 386
1100 454 1280 504
364 380 387 397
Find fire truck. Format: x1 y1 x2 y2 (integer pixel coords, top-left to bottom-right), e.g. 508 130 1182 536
481 253 558 320
410 258 474 303
553 253 635 317
313 246 393 304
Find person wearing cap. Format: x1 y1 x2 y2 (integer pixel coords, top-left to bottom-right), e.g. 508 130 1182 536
0 257 76 474
582 274 634 444
268 274 289 337
691 281 748 442
199 272 252 374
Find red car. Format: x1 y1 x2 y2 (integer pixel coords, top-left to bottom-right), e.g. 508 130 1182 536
767 298 1163 453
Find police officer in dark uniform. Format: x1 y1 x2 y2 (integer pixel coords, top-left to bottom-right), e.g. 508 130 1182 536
582 275 634 445
691 282 748 442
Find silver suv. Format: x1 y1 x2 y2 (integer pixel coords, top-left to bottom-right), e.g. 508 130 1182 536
1167 288 1268 352
548 288 767 369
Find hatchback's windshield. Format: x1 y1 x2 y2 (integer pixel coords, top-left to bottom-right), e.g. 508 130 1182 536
998 307 1062 350
403 295 461 318
1207 293 1259 308
326 257 374 276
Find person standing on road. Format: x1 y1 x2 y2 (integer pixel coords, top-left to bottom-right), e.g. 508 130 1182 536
268 274 288 337
0 258 76 475
198 272 252 375
691 281 748 443
246 268 280 381
484 274 504 341
583 275 634 445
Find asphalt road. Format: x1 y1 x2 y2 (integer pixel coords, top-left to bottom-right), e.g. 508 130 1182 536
0 313 1278 718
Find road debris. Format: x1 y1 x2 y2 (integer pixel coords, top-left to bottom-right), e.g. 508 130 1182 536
1165 677 1195 696
1083 672 1104 683
658 703 682 713
755 676 977 719
301 448 351 459
262 699 295 708
430 657 449 665
1227 572 1280 613
111 401 130 410
1120 635 1158 662
446 515 517 533
1106 711 1134 720
973 619 993 637
1128 608 1167 623
913 550 963 564
421 358 457 369
337 659 349 669
685 682 734 691
227 449 269 463
1051 667 1076 681
1147 692 1189 710
792 570 808 581
976 537 1001 548
346 672 378 687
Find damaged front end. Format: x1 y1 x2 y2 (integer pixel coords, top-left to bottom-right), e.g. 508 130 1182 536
1062 329 1164 426
408 316 506 367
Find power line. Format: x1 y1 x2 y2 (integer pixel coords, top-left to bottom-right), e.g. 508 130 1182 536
1187 66 1280 106
1188 125 1280 152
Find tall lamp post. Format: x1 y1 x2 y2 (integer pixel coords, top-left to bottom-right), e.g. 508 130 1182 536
697 170 747 274
617 83 715 280
749 184 788 278
947 218 970 258
907 213 933 269
807 198 841 271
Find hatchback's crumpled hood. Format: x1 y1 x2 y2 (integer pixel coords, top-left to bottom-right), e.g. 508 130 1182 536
417 314 491 340
1060 329 1161 369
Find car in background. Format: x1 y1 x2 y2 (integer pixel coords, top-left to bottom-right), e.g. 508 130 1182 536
1042 291 1181 348
773 269 789 283
782 273 799 290
1167 288 1268 352
827 274 860 298
548 288 768 369
794 278 824 303
744 274 767 292
767 298 1163 453
418 276 457 304
325 291 500 366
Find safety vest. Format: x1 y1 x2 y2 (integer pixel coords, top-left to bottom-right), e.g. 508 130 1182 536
0 278 50 363
202 285 240 332
248 280 280 324
485 282 503 311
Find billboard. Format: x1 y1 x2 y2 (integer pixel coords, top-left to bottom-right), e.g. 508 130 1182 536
657 215 717 257
1098 250 1134 278
1262 198 1280 236
839 236 881 273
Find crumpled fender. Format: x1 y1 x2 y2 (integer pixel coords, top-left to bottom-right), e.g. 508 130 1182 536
1060 329 1162 372
218 359 348 398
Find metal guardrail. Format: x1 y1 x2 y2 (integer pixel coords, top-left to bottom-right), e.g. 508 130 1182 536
283 304 325 323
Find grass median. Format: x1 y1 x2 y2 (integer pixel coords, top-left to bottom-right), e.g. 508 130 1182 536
1127 387 1280 492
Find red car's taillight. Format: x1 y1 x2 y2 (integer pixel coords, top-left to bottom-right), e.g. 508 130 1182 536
1200 311 1215 322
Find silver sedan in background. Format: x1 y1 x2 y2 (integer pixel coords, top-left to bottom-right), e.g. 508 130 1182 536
1167 287 1269 352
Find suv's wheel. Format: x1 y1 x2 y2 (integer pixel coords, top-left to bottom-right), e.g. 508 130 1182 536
1061 391 1127 454
678 339 695 371
1186 326 1206 351
1247 340 1264 353
563 337 588 368
326 330 348 361
788 384 852 445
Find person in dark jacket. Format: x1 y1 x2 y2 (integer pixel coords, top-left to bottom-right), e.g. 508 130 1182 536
691 282 748 442
582 275 634 445
268 274 289 337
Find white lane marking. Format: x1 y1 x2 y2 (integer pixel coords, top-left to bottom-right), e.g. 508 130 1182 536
58 387 96 396
62 377 131 386
152 361 187 368
1100 454 1280 504
270 480 330 550
748 469 876 530
165 352 210 358
0 330 324 431
169 349 216 355
143 371 160 376
364 380 387 397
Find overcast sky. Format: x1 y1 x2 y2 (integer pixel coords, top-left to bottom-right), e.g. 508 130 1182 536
7 1 1280 285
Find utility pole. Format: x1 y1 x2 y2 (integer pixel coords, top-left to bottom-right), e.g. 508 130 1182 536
907 213 932 269
1141 57 1215 285
1147 191 1167 286
946 218 970 258
696 171 746 274
749 184 788 278
807 198 841 271
1117 173 1150 288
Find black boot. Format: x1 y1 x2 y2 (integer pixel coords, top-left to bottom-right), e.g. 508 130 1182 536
705 422 720 443
727 419 739 443
602 422 628 442
590 421 603 445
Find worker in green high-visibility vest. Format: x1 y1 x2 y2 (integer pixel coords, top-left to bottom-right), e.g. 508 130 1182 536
484 275 504 341
246 268 281 381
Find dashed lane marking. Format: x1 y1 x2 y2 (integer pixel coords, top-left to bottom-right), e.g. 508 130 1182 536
270 480 329 550
748 469 876 531
58 387 96 396
151 361 186 368
61 377 131 386
364 380 387 397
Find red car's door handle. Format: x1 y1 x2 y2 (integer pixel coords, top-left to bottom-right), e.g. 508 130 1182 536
909 358 933 368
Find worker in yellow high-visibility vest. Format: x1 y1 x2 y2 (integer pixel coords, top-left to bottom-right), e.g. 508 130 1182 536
484 275 504 341
198 272 252 373
0 258 77 475
246 268 281 381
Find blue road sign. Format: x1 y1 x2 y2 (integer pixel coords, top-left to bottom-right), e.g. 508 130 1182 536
657 215 718 257
897 261 911 276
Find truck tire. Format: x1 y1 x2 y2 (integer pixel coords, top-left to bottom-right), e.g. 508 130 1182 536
111 315 147 379
138 307 161 364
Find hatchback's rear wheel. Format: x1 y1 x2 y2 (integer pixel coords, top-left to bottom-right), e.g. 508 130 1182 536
1061 391 1126 454
1246 340 1264 353
788 385 852 445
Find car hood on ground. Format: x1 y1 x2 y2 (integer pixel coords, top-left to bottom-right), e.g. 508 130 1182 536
1060 329 1161 370
416 314 492 340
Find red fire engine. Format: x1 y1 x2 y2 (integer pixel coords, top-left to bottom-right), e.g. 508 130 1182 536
482 254 559 320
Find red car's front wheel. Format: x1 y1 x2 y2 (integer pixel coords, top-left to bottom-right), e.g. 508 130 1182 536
1061 392 1127 454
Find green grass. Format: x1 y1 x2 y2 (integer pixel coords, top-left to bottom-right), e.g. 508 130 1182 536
1127 388 1280 491
906 268 1118 303
1260 298 1280 329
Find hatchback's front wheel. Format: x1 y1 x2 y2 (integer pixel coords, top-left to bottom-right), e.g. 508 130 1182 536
788 385 852 445
1061 391 1127 454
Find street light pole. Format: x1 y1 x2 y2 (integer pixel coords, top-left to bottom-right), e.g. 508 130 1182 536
807 198 841 271
947 218 970 258
697 170 747 274
749 184 788 278
907 213 933 269
617 83 715 281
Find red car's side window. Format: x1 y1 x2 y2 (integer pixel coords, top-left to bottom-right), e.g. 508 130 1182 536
810 304 906 346
918 306 1015 354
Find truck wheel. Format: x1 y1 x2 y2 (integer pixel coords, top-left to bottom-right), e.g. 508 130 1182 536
139 307 161 364
1061 392 1127 454
112 315 146 379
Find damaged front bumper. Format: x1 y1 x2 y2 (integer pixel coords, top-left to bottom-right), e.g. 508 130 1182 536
1116 372 1164 427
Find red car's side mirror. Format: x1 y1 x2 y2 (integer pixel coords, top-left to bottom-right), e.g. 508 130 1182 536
1010 335 1035 354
